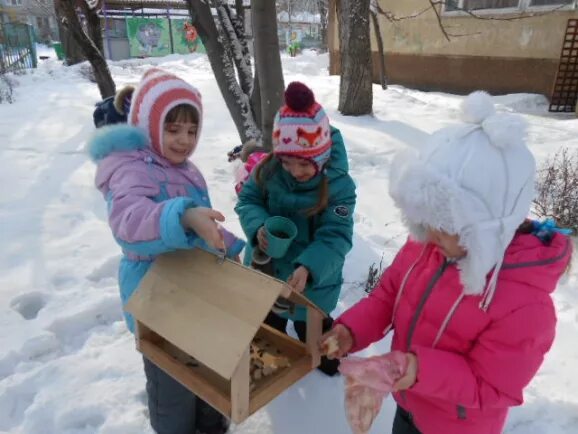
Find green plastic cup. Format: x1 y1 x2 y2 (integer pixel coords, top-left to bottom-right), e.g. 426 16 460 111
264 216 297 259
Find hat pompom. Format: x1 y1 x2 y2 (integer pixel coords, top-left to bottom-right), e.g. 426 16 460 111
461 91 495 124
285 81 315 112
482 113 527 149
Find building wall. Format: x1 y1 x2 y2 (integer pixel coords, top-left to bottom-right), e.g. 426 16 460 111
329 0 578 96
0 0 58 42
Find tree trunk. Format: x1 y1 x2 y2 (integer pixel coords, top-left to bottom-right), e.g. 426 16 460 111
55 0 115 98
251 68 262 130
230 3 250 70
370 10 387 90
187 0 259 143
215 2 253 96
55 11 85 65
338 0 372 115
235 0 244 25
318 0 328 52
79 1 103 54
251 0 285 150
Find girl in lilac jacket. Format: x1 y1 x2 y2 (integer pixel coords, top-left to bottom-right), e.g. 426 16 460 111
321 92 572 434
89 68 243 434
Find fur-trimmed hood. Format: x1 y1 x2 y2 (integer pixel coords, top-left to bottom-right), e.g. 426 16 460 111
88 124 188 196
88 124 149 162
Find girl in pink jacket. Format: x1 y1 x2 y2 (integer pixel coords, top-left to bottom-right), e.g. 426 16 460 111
321 91 572 434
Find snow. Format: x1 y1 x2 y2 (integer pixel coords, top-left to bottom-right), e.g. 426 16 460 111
36 44 56 61
1 51 578 434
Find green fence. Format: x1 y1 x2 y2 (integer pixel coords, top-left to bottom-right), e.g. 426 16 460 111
0 22 37 74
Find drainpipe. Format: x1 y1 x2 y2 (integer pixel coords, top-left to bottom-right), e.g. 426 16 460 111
103 0 112 60
167 7 174 54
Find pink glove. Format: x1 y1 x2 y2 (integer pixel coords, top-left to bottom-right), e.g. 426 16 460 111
339 351 408 434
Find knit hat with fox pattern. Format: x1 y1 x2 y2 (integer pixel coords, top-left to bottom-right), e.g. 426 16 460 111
272 82 332 173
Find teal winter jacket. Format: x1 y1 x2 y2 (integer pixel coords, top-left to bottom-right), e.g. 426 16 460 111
235 127 356 321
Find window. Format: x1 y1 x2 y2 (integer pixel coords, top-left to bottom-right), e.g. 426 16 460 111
36 16 49 29
446 0 460 10
530 0 573 5
444 0 575 12
10 0 23 6
464 0 520 10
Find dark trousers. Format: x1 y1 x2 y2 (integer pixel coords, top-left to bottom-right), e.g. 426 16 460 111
143 357 228 434
263 311 340 376
392 406 422 434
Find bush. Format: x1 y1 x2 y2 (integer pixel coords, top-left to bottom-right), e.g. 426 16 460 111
0 73 15 104
534 148 578 233
364 255 385 294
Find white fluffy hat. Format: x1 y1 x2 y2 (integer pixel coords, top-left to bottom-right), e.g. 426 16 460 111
389 91 535 306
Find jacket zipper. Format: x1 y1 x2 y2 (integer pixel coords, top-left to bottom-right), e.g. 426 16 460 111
406 259 449 350
401 259 449 403
457 405 467 420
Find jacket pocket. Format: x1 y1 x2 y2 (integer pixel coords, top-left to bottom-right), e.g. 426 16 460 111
457 405 467 420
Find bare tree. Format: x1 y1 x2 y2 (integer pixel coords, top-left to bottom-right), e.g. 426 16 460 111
187 0 285 150
318 0 328 52
186 0 260 145
56 19 85 65
54 0 115 98
337 0 372 115
534 148 578 232
252 0 285 149
234 0 245 22
370 0 387 89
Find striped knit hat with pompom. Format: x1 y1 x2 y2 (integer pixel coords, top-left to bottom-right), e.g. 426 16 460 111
129 68 203 157
272 82 332 173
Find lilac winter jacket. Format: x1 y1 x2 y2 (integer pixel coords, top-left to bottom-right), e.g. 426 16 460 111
89 125 245 331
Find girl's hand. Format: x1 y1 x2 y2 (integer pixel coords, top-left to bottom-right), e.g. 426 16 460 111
393 352 418 392
287 266 309 293
319 324 354 359
181 207 226 250
256 226 269 251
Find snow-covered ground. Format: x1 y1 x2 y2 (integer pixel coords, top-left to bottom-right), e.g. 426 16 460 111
1 50 577 434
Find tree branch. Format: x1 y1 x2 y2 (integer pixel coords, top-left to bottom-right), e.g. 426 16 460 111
373 0 569 41
431 0 568 21
429 0 450 41
373 2 433 22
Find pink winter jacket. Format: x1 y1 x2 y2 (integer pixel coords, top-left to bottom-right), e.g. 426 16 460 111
336 232 571 434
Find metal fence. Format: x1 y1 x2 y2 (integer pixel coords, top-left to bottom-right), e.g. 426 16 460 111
0 22 37 74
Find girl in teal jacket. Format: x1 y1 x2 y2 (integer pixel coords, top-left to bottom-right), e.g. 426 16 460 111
235 82 356 376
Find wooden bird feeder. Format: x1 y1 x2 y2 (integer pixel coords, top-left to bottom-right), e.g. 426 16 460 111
125 248 326 423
